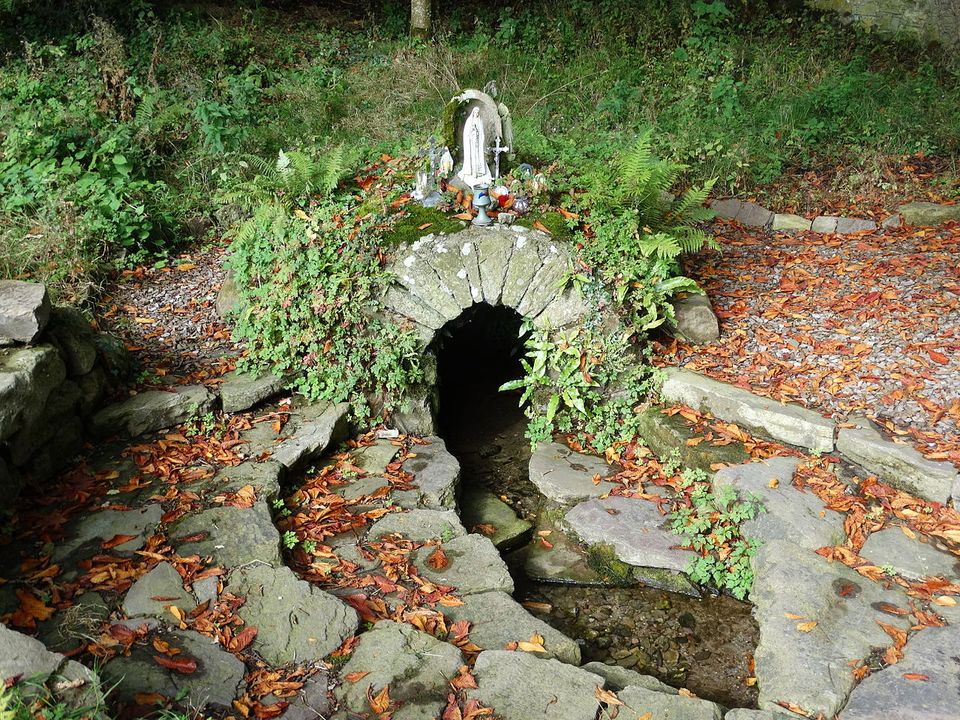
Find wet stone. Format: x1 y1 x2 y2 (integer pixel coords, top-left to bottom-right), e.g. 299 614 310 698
636 407 749 473
523 529 606 585
840 625 960 720
564 496 695 575
468 651 603 720
227 564 358 665
459 487 532 549
173 501 281 568
529 442 618 505
443 591 581 664
750 539 913 718
712 457 845 549
367 509 466 542
411 534 514 596
100 628 245 709
334 621 462 718
122 561 195 619
858 528 959 581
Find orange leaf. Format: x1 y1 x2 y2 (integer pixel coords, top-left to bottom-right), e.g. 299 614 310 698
796 621 818 633
533 220 551 234
595 687 622 706
452 212 473 221
344 671 370 683
134 692 167 705
101 534 139 549
928 350 949 365
230 625 258 652
428 547 449 570
153 655 197 674
417 223 432 230
902 673 929 681
367 685 391 714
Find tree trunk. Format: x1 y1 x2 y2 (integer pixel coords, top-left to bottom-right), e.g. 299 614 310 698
410 0 431 38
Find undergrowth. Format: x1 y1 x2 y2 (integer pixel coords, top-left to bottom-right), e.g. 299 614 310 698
1 1 958 300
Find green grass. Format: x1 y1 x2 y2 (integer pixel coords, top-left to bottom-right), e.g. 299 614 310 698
1 1 958 300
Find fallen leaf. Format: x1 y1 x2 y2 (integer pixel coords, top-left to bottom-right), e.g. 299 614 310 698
902 673 929 681
230 626 258 652
428 547 449 571
134 692 167 705
933 596 957 607
367 685 391 714
344 671 371 683
153 655 197 674
533 220 552 234
176 263 197 271
783 613 804 620
796 621 818 632
101 534 139 549
595 687 622 706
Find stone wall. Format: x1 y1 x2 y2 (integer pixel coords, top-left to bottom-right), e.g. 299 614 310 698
0 281 128 501
807 0 960 45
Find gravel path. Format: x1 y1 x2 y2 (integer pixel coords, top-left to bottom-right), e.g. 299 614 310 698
661 220 960 468
97 243 238 383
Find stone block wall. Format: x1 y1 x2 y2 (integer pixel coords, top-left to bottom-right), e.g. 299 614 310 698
807 0 960 46
0 283 128 501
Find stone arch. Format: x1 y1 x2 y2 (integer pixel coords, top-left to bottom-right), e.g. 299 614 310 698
382 225 591 348
380 225 594 432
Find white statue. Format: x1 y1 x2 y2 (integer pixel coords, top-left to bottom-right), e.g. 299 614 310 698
458 107 492 187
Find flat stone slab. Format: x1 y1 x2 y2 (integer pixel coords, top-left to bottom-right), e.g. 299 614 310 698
564 496 695 574
610 684 723 720
92 385 214 438
204 460 283 500
443 591 580 664
335 621 462 717
54 504 163 562
350 439 400 475
459 487 532 549
529 442 619 505
0 622 66 686
712 458 845 549
898 201 960 226
368 509 466 541
271 401 350 471
219 370 284 413
837 423 959 505
635 407 749 474
812 216 876 234
397 436 459 509
468 650 603 720
751 539 913 718
840 625 960 720
581 662 677 694
122 562 195 619
771 213 811 232
858 528 959 581
0 280 50 343
173 501 281 568
661 368 835 453
411 534 514 595
101 628 244 709
711 199 773 228
228 564 357 665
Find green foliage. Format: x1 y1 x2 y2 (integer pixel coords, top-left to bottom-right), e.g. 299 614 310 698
579 131 718 335
226 150 423 424
501 322 661 451
668 469 765 599
385 204 465 246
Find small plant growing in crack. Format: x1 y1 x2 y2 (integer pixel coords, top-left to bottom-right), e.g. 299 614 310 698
669 468 765 600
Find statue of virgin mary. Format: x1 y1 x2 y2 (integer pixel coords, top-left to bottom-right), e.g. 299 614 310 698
457 107 492 187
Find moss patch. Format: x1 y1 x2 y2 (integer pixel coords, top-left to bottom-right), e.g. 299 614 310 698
384 205 466 246
516 210 575 244
586 543 634 586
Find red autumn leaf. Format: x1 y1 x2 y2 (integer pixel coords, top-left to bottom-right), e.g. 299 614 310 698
134 692 167 706
902 673 929 681
928 350 949 365
230 626 258 652
101 534 139 549
153 655 198 674
533 220 552 234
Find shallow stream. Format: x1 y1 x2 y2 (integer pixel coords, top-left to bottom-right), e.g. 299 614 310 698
435 305 760 708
